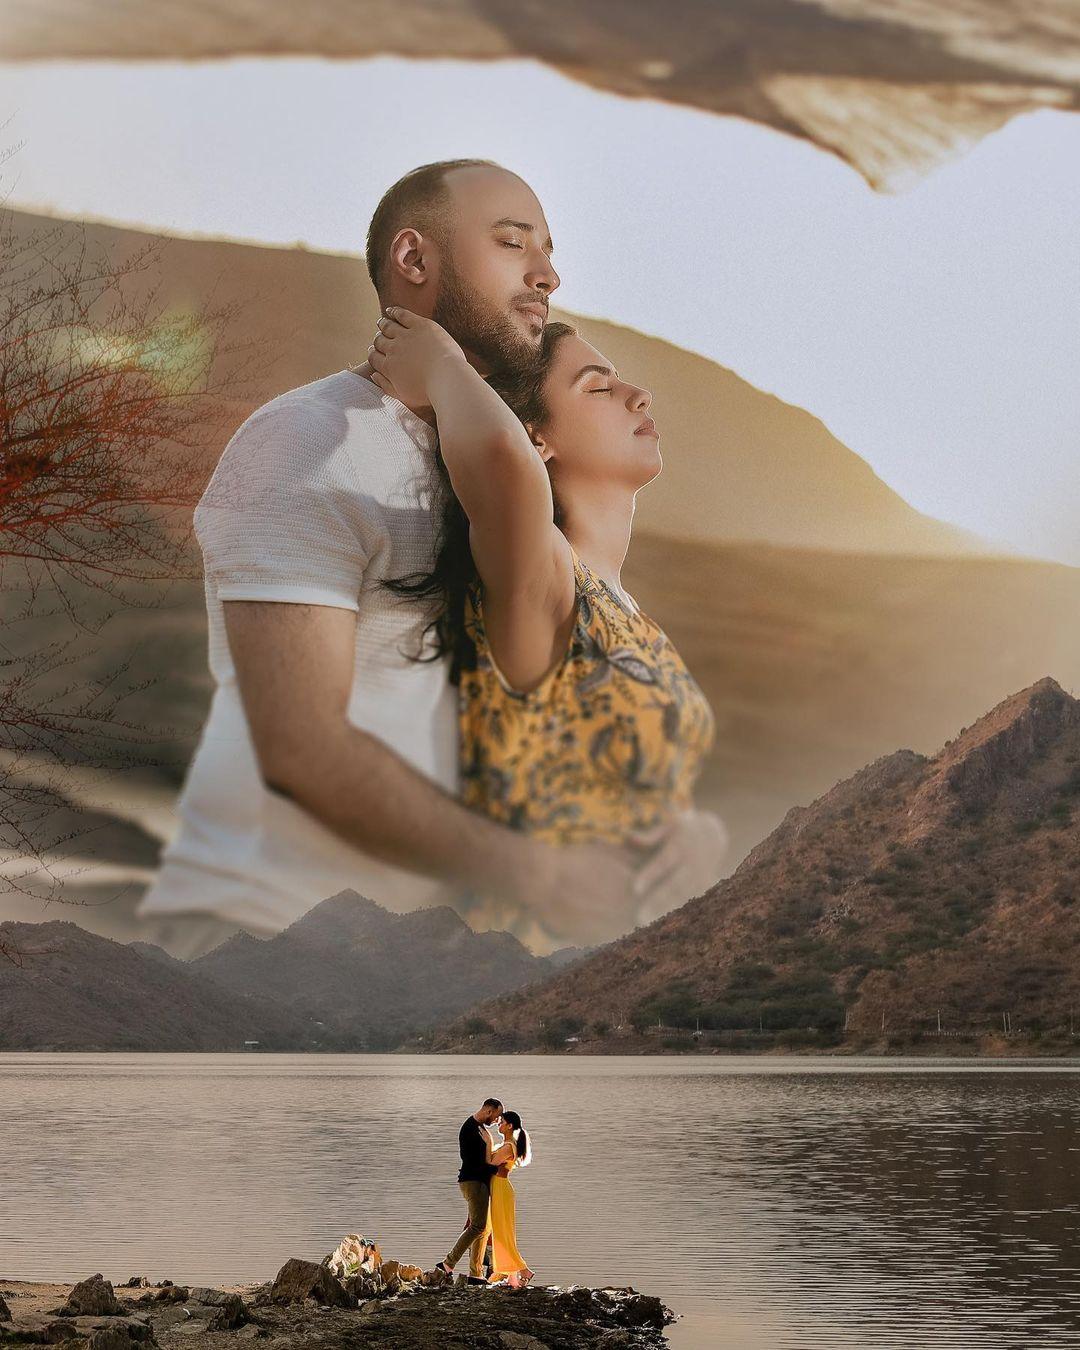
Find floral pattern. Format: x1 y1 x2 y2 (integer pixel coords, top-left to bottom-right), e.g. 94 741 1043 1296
458 547 715 845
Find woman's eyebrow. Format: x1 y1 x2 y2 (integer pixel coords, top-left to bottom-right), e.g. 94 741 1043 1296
490 217 555 256
572 364 616 384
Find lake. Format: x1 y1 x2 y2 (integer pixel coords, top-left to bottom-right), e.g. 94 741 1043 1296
2 1054 1079 1348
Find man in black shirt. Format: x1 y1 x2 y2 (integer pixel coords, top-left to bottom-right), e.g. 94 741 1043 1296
437 1097 502 1283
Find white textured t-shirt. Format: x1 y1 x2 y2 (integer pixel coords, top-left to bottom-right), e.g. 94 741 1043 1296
137 369 459 932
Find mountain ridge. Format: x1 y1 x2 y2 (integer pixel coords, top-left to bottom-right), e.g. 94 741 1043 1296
438 677 1080 1049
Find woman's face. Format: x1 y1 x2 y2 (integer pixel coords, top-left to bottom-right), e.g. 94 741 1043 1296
534 335 661 494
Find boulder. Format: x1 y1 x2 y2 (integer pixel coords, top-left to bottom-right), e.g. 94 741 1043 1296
0 1298 9 1322
208 1296 249 1331
342 1274 381 1302
187 1290 236 1308
38 1322 82 1344
269 1260 351 1309
59 1277 119 1318
378 1262 421 1285
120 1281 148 1291
323 1235 380 1279
87 1324 157 1350
151 1289 187 1305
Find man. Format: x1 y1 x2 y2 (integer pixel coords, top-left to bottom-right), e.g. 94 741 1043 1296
438 1097 503 1284
136 160 655 959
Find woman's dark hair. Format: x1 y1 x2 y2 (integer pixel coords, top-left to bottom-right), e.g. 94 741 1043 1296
501 1110 530 1165
382 321 578 684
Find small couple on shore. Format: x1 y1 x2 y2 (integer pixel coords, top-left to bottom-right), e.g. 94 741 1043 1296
139 157 728 958
438 1099 533 1287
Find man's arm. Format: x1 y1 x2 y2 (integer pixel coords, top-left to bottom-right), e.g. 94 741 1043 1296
223 599 638 937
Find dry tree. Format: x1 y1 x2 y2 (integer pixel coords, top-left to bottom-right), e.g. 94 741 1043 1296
1 206 257 962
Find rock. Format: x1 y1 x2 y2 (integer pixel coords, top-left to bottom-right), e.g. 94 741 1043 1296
151 1290 187 1305
234 1327 263 1340
592 1288 670 1329
420 1267 452 1288
165 1323 209 1336
0 1318 83 1344
342 1274 381 1302
323 1235 381 1279
0 1299 9 1323
59 1277 119 1318
498 1334 548 1350
88 1325 157 1350
120 1281 149 1291
208 1296 249 1331
269 1260 351 1309
187 1290 235 1307
379 1261 423 1286
40 1323 83 1344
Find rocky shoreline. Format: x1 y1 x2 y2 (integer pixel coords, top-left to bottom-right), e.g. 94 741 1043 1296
1 1261 676 1349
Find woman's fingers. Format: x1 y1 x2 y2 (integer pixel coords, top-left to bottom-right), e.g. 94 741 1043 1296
632 841 682 898
627 821 671 851
369 372 391 393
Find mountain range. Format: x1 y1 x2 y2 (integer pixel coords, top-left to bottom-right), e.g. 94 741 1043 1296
0 892 580 1051
436 677 1080 1050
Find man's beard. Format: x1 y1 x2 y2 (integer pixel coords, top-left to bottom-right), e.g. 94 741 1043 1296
433 257 541 377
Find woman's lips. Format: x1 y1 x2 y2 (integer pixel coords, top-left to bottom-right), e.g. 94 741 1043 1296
634 417 658 437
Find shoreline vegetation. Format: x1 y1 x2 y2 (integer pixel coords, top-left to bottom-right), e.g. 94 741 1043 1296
0 1261 675 1349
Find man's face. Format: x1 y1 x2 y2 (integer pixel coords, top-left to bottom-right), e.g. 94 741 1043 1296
480 1104 502 1125
433 166 559 376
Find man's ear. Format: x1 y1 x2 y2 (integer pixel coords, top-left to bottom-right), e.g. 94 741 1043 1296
388 227 430 288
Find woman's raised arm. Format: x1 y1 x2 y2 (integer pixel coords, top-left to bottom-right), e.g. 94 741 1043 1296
367 308 571 615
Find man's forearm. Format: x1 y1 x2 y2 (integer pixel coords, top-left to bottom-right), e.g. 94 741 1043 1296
264 720 541 896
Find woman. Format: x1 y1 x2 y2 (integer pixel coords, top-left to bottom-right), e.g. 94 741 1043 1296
483 1110 533 1286
369 308 726 947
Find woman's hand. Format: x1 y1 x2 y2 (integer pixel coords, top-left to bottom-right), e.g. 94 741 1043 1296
367 307 466 410
628 809 730 926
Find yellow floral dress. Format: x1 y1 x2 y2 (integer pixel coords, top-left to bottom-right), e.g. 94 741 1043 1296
459 544 715 848
489 1156 528 1281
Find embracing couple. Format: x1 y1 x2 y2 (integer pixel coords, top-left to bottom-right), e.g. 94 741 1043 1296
439 1098 533 1288
138 159 728 957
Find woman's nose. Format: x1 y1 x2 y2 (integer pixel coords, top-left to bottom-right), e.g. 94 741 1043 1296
629 384 652 412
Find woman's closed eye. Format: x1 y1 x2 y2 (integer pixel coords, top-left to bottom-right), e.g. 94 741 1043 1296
587 387 612 394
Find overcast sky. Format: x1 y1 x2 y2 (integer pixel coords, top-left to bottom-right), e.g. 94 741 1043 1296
3 57 1078 565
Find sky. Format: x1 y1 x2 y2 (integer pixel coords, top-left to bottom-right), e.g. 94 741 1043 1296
2 56 1078 565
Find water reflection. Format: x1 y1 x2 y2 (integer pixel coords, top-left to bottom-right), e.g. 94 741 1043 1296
2 1056 1078 1350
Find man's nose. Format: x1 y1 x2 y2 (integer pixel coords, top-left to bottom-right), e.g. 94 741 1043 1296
526 252 560 296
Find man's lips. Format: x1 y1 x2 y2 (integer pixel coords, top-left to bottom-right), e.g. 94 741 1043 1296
635 416 658 437
517 304 547 327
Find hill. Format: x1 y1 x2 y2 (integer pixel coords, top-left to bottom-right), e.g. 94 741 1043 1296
0 921 314 1051
191 889 579 1048
2 210 1078 943
4 207 979 557
438 678 1080 1050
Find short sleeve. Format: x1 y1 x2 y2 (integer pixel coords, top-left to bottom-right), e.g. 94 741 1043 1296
195 399 378 611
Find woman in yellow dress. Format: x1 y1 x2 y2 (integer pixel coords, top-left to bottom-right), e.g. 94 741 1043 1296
483 1109 533 1286
370 307 727 948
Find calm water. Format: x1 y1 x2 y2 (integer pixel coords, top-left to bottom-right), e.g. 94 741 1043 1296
3 1055 1080 1349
